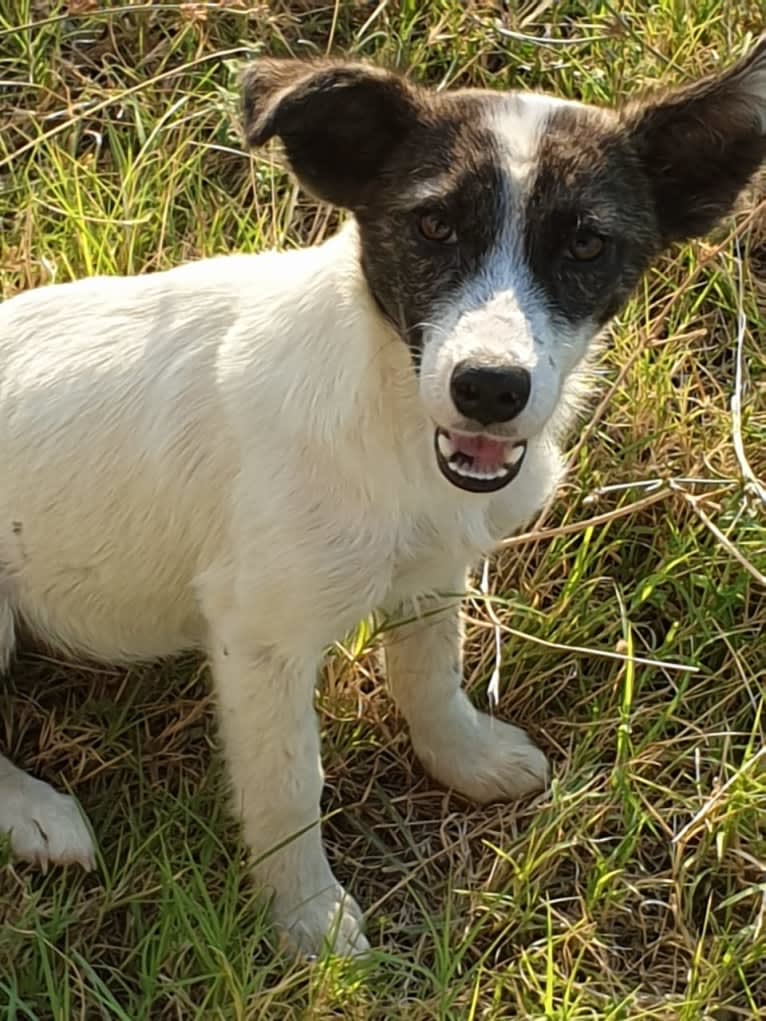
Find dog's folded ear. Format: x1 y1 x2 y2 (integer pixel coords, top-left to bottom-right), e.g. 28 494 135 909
240 59 425 210
622 34 766 245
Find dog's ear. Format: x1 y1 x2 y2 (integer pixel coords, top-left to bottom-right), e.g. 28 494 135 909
240 58 425 210
621 35 766 245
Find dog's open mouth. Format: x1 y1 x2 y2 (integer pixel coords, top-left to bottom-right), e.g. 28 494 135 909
434 428 527 493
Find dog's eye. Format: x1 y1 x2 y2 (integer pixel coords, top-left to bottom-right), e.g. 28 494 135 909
418 212 457 245
568 230 605 262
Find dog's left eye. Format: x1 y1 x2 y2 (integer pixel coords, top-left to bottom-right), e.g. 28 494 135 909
568 230 605 262
418 212 458 245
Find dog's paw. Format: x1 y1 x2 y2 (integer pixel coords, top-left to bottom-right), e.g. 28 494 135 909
0 774 95 872
413 694 549 804
274 884 369 959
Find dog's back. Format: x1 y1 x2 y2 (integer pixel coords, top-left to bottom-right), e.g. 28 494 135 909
0 260 249 663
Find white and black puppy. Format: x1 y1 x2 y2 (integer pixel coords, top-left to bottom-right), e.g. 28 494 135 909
1 38 764 956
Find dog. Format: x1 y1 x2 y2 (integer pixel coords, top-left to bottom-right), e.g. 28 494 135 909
1 37 764 957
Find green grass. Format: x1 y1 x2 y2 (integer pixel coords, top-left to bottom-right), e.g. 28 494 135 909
1 1 765 1017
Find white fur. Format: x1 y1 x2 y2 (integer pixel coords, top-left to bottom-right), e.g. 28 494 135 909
0 758 95 871
0 219 564 955
492 92 581 166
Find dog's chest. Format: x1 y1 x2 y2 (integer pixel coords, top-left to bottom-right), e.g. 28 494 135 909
265 500 490 650
387 502 497 601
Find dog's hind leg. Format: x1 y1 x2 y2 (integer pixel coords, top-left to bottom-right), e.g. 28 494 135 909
0 756 96 870
0 574 96 871
0 571 17 674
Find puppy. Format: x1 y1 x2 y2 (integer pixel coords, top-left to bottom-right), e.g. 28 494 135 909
1 38 764 956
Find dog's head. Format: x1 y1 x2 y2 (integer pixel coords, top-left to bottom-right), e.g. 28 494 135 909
241 39 766 494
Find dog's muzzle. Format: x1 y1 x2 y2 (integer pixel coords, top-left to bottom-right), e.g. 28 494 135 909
434 428 526 493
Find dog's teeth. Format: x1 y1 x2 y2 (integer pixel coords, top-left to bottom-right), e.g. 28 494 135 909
506 444 525 466
441 435 525 486
437 432 455 458
452 462 510 481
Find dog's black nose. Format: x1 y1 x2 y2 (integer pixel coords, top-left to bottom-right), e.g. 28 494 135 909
450 362 531 425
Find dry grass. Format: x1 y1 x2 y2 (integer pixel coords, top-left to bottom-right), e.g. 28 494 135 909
1 2 765 1018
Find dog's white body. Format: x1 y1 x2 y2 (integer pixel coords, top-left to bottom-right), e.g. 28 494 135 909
2 39 764 956
0 223 554 950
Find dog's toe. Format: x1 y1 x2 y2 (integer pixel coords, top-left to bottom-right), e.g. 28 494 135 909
276 886 369 959
1 775 95 871
413 697 550 805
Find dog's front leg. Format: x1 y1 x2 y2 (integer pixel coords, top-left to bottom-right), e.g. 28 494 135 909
208 634 367 957
385 575 549 804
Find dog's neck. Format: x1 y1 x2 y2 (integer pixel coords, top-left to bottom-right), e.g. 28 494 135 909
298 220 430 467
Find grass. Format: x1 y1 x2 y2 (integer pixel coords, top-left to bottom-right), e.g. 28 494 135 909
1 0 765 1017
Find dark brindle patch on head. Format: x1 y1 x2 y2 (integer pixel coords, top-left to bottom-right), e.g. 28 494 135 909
241 43 766 367
523 105 660 329
354 99 511 362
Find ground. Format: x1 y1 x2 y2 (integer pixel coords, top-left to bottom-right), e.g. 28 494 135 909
1 2 765 1019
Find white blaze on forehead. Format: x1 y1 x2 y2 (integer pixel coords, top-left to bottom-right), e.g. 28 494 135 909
485 92 586 175
471 91 593 294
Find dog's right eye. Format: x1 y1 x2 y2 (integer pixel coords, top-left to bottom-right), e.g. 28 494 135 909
418 212 458 245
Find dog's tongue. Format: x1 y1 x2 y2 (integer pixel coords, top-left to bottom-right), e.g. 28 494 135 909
450 433 507 470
